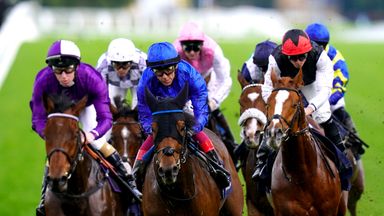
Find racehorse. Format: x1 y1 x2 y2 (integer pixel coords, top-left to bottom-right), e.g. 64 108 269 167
265 69 346 215
43 93 129 216
110 96 143 167
141 83 244 216
237 71 273 216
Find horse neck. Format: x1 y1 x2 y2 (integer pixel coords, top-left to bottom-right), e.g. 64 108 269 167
67 154 96 193
280 111 317 175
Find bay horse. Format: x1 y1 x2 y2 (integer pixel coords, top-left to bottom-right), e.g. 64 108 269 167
141 83 244 216
264 69 346 215
237 71 273 216
110 96 143 168
43 93 129 216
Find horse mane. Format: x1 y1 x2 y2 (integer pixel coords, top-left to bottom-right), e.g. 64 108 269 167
46 92 76 113
184 112 196 131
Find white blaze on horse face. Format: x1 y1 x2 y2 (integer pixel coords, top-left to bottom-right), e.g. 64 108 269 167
247 92 260 103
272 90 289 127
121 127 130 159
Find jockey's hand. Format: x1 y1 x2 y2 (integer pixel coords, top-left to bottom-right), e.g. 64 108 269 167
208 98 219 111
304 105 315 116
82 131 95 144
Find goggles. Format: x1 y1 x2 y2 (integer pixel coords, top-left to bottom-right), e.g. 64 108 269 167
182 43 202 52
52 65 76 75
112 61 133 70
153 65 176 77
288 53 308 62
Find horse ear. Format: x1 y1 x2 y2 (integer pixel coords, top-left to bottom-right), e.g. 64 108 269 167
294 67 304 88
72 96 88 116
270 67 279 87
237 69 249 89
145 87 158 112
174 82 189 108
43 93 55 113
110 102 118 117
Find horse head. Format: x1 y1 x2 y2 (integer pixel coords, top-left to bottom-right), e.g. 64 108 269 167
238 71 267 148
110 96 143 166
265 68 307 150
43 93 88 192
145 82 192 185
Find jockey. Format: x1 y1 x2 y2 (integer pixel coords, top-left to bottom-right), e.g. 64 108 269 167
132 42 231 189
30 40 142 216
240 40 277 83
305 23 363 155
96 38 147 109
254 30 349 190
173 22 237 162
234 40 277 169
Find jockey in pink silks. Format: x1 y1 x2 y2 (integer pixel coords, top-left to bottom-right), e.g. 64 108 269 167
173 22 238 164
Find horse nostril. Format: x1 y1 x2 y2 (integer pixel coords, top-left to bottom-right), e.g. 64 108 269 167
59 176 68 186
122 156 128 162
158 167 165 177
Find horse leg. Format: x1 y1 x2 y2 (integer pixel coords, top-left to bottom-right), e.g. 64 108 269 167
348 160 365 216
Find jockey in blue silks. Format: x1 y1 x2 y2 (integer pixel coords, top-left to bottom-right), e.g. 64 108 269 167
132 42 231 190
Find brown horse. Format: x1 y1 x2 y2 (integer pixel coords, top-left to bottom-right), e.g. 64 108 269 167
237 71 273 216
264 69 345 215
43 93 129 216
110 96 143 167
141 84 244 216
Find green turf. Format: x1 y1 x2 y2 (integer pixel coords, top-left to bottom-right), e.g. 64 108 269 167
0 38 383 215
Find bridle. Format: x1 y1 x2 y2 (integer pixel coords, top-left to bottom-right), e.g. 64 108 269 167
46 113 86 180
152 109 188 169
266 87 309 140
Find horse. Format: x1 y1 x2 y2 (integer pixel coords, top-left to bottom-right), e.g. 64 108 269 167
141 83 244 216
43 93 129 216
237 71 274 216
264 69 346 215
110 96 143 168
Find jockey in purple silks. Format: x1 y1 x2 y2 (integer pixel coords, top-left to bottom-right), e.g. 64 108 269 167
30 40 142 216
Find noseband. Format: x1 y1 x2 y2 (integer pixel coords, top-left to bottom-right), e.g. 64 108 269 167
46 113 86 179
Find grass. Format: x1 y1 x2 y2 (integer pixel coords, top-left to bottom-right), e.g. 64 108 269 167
0 38 383 215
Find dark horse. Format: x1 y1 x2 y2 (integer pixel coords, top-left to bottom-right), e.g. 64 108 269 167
141 83 244 216
43 93 129 216
110 96 143 167
237 72 273 216
264 69 346 215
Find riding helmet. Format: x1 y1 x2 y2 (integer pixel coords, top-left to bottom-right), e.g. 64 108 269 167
281 29 312 56
107 38 138 63
46 40 81 67
305 23 330 43
146 42 180 68
253 40 277 66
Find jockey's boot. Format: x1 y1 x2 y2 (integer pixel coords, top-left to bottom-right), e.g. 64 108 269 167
106 151 142 200
212 109 238 163
36 165 48 216
321 118 346 153
207 150 231 189
233 140 248 170
252 140 272 180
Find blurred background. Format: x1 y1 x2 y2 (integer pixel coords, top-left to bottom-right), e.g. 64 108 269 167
1 0 384 88
0 1 383 215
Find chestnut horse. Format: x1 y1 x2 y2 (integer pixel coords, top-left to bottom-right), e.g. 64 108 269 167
237 71 273 216
264 70 346 215
141 84 244 216
43 93 129 216
110 96 143 167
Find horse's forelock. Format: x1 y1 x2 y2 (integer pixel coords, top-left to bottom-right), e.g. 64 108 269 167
49 93 76 113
